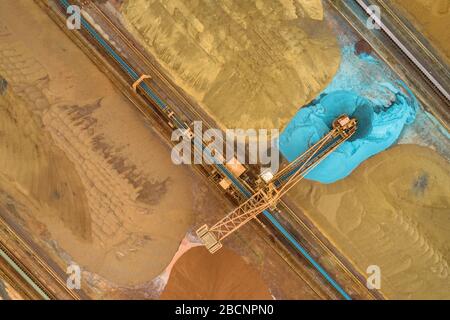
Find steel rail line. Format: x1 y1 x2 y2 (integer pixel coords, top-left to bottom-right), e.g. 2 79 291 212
85 3 373 299
55 0 352 300
65 3 337 300
355 0 450 102
86 4 254 197
0 242 51 300
85 5 377 299
376 0 449 79
85 2 256 195
0 215 82 300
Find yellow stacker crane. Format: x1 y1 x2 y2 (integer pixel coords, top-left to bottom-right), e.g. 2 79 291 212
196 115 357 253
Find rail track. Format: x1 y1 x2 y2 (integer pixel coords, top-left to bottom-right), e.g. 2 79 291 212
28 0 334 300
85 2 389 300
331 0 449 131
108 2 388 300
44 0 369 300
10 0 444 301
356 0 450 103
29 0 443 300
0 214 82 300
87 3 220 132
0 242 51 300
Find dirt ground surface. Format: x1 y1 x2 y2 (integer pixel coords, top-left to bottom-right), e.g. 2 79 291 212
391 0 450 64
119 0 340 130
289 144 450 299
0 0 206 290
161 246 272 299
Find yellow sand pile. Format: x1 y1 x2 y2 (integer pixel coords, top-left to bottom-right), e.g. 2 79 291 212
289 144 450 299
121 0 340 130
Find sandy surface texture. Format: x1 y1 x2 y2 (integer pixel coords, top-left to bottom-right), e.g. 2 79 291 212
120 0 340 130
0 0 207 289
161 246 272 299
391 0 450 63
289 144 450 299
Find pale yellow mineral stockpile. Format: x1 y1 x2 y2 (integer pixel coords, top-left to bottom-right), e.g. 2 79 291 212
391 0 450 63
289 145 450 299
121 0 340 130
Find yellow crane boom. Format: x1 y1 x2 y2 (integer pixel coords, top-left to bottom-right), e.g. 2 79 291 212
196 115 357 253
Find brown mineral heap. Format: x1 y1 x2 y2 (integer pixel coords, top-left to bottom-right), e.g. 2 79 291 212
354 39 372 56
161 247 272 299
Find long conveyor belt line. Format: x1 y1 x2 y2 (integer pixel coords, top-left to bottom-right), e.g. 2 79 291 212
56 0 352 300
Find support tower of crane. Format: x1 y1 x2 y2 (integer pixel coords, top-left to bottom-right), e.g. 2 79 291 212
197 115 357 253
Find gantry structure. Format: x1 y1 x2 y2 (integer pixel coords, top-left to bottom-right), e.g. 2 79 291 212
197 115 357 253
